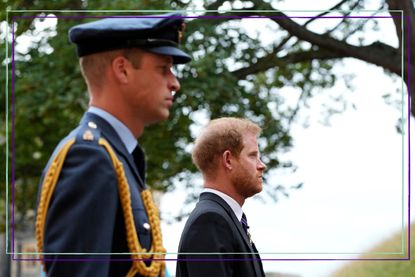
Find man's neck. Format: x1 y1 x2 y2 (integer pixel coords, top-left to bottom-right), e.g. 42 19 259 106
204 182 245 206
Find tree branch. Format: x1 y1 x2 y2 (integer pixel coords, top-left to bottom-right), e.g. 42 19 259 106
339 3 387 42
250 2 404 75
232 48 344 79
303 0 351 27
322 1 362 36
200 2 405 76
203 0 415 117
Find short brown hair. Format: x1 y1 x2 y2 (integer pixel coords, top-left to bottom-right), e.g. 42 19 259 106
79 48 143 89
192 117 261 176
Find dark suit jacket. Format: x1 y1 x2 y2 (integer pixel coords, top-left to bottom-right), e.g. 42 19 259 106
37 112 151 277
176 192 265 277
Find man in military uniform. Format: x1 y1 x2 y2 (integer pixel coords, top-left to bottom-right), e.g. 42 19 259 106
35 13 191 277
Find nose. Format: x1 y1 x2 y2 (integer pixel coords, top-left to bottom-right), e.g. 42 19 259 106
257 159 266 171
169 72 181 93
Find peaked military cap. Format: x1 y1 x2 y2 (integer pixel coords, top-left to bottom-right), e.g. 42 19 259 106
68 12 191 64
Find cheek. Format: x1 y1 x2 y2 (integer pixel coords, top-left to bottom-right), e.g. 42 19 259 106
240 159 254 172
249 159 258 170
136 81 158 102
146 76 166 95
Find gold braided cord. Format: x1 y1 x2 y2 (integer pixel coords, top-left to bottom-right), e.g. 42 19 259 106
35 137 166 277
99 138 166 277
35 138 76 270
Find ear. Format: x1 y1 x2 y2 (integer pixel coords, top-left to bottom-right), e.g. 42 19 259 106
111 56 130 84
222 150 233 171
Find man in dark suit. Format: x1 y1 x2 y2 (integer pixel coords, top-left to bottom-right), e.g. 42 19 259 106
176 117 267 277
35 13 191 276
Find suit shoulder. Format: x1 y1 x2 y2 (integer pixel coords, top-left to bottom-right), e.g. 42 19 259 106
179 203 236 252
186 202 231 228
196 196 231 216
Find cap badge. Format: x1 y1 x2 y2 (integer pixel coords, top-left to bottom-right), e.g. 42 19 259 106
178 22 186 44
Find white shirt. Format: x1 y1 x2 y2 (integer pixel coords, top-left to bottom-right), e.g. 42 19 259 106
88 106 137 153
203 188 243 222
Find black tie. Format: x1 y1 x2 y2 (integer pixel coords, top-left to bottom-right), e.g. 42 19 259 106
241 212 254 245
241 213 250 234
132 145 146 183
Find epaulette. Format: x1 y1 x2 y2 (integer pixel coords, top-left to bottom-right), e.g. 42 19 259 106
74 120 101 145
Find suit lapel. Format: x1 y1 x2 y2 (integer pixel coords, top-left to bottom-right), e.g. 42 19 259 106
199 193 252 250
199 192 265 277
80 113 146 188
251 242 265 277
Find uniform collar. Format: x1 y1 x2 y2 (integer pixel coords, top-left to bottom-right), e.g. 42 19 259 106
80 111 147 186
87 106 137 153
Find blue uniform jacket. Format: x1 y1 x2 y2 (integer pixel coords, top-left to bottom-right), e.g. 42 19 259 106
37 112 151 276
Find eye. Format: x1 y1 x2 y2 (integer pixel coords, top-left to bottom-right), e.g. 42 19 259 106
159 64 174 75
156 65 167 73
249 152 258 158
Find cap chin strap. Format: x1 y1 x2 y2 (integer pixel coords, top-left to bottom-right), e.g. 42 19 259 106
36 138 166 277
126 38 178 48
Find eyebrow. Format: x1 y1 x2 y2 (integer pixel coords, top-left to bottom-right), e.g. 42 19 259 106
157 60 174 68
160 55 173 64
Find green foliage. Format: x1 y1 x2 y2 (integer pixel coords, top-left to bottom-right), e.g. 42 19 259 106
1 0 344 230
332 223 414 277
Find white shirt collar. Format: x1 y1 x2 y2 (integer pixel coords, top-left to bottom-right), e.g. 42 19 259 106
87 106 138 153
203 188 244 221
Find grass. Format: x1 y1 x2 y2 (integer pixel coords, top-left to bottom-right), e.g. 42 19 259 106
331 223 414 277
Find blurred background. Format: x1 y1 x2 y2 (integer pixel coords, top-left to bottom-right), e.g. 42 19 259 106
1 0 414 276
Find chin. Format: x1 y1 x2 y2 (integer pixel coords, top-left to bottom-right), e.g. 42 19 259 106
256 186 263 194
247 185 262 197
148 113 170 124
161 110 170 120
255 182 263 193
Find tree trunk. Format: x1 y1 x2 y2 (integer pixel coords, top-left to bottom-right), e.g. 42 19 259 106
386 0 415 117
